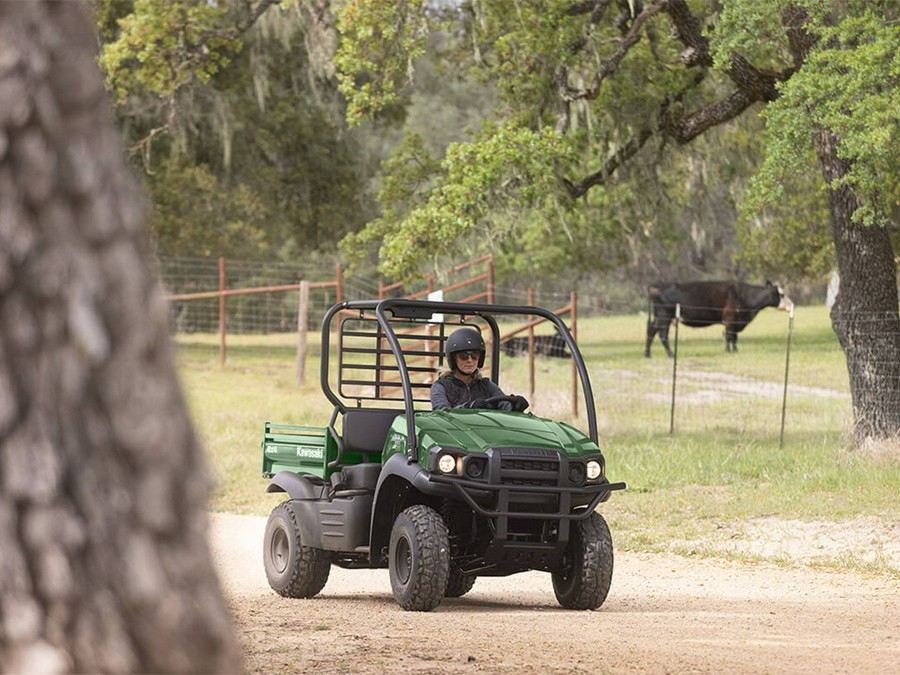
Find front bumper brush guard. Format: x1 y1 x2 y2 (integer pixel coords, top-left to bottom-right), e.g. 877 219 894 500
429 474 627 521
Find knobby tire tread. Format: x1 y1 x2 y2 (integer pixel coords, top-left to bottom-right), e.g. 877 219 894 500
268 502 330 599
445 570 476 598
553 512 613 610
391 505 450 611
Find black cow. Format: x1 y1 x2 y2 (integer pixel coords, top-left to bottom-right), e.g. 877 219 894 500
645 281 792 357
503 334 570 359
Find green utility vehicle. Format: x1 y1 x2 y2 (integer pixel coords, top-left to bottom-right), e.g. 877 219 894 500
261 299 625 611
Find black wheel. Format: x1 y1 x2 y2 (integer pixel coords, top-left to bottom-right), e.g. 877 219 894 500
263 501 331 598
552 512 613 610
445 569 476 598
389 505 450 611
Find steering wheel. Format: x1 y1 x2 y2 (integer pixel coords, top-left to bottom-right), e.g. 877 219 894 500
484 395 529 412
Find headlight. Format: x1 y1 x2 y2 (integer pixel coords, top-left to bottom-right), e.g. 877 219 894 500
437 453 457 474
586 460 602 481
568 463 586 485
464 457 486 479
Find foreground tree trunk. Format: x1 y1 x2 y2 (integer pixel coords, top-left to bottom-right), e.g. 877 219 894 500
0 2 240 672
815 131 900 442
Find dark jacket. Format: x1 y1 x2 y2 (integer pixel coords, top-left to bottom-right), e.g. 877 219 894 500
430 373 511 410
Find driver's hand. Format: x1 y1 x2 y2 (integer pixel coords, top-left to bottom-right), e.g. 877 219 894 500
466 398 492 409
510 395 529 412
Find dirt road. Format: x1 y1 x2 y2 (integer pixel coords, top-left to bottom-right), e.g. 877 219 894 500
211 513 899 674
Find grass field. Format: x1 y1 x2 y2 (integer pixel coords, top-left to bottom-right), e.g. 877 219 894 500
177 303 899 575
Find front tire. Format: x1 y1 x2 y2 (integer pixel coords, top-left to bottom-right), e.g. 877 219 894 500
552 512 613 610
389 505 450 611
445 569 476 598
263 501 331 598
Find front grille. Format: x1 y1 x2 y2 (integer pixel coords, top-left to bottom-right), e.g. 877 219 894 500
503 458 557 473
496 448 560 486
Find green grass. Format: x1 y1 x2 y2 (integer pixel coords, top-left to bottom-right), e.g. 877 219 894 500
177 305 899 573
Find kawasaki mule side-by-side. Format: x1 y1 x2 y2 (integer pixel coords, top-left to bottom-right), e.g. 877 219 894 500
261 298 625 611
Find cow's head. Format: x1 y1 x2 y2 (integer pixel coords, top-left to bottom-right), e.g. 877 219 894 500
766 281 794 311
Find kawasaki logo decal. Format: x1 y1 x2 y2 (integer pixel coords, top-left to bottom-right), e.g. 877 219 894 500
264 445 324 459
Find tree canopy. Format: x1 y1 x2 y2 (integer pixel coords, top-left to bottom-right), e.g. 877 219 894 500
334 0 900 440
93 0 378 262
93 0 899 439
335 0 898 283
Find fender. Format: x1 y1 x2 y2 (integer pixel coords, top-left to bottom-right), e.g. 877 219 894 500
265 471 327 501
368 454 456 565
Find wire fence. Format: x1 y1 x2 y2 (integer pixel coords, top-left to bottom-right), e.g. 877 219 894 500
158 256 884 442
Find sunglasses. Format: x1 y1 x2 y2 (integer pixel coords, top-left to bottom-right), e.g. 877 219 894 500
456 350 482 361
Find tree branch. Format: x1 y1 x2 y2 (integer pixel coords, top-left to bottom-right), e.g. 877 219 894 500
560 0 794 195
198 0 280 45
555 1 667 133
664 0 712 67
564 126 656 198
563 1 668 104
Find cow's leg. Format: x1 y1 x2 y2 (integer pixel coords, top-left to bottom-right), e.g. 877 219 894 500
659 321 674 357
725 329 737 352
645 319 656 357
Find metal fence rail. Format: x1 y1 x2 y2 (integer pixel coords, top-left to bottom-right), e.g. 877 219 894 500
158 256 872 441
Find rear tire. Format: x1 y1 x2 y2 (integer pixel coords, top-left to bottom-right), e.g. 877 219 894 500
445 570 476 598
263 501 331 598
552 512 613 610
389 505 450 611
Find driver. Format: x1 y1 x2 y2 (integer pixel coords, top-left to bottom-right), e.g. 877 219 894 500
431 327 528 412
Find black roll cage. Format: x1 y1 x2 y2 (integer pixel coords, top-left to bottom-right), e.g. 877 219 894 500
320 299 598 458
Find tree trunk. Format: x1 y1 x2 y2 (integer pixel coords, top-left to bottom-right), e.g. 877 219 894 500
815 130 900 442
0 2 240 672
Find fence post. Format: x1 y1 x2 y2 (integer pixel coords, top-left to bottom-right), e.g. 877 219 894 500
218 256 226 365
779 305 795 449
571 291 578 418
527 288 535 401
335 263 343 303
669 303 680 434
296 280 309 386
487 257 494 304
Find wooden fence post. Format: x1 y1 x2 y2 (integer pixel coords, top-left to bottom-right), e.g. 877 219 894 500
571 291 577 418
527 288 535 401
487 257 494 304
218 256 226 365
296 280 309 386
335 262 343 303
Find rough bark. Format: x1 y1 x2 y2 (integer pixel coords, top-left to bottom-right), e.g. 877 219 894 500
815 131 900 441
784 4 900 442
0 2 241 672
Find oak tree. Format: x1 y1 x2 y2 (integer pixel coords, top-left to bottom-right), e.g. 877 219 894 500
0 2 240 670
336 0 900 441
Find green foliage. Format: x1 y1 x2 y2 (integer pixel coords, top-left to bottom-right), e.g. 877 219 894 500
351 123 575 280
99 0 238 104
738 6 900 227
710 0 796 71
146 161 269 259
736 162 834 282
97 1 379 260
335 0 429 125
335 0 898 293
334 1 770 282
340 132 441 270
497 187 631 282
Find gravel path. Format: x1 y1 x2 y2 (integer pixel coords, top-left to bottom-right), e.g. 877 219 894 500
210 513 899 674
